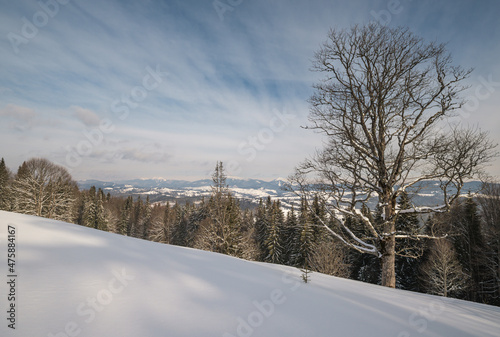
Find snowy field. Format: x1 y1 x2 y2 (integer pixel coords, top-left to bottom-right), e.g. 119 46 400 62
0 210 499 337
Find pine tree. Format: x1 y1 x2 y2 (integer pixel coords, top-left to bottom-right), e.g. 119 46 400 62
171 202 189 246
395 191 422 291
254 199 268 261
311 195 327 242
264 200 284 264
142 196 152 239
118 196 133 236
294 197 315 269
452 194 486 302
477 182 500 306
131 196 144 238
0 158 12 211
282 206 299 266
348 205 381 285
160 201 173 243
83 187 107 231
195 162 243 257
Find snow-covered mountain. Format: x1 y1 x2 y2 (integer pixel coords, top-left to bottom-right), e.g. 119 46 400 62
78 177 292 204
0 210 499 336
78 177 483 207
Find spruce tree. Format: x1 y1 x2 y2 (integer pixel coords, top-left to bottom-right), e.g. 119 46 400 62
349 205 381 285
452 194 486 302
161 201 173 243
132 196 144 238
142 196 152 239
0 158 12 211
118 196 133 236
83 187 107 231
294 197 315 269
311 195 327 242
171 202 189 246
395 191 422 291
254 199 268 261
282 206 299 266
264 201 284 264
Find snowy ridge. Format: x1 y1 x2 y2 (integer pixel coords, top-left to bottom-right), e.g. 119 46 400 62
78 178 483 208
1 211 499 337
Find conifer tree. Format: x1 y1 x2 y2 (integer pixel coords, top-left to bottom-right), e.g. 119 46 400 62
348 206 381 285
131 196 144 238
0 158 12 211
294 197 315 268
311 195 327 242
452 194 486 302
254 199 268 261
282 206 299 265
160 201 173 243
477 181 500 306
118 196 133 236
83 187 107 231
195 162 243 257
395 192 422 291
171 202 189 246
264 200 284 264
142 196 152 240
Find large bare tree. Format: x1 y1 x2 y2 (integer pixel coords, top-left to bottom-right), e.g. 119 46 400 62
290 24 497 287
11 158 77 222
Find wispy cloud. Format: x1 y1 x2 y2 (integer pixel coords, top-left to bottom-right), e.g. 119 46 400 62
72 106 100 127
0 104 37 131
0 0 499 180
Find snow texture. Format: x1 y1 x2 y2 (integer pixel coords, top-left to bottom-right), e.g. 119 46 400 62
0 210 499 337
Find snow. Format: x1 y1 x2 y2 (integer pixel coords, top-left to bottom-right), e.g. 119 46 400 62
1 210 499 337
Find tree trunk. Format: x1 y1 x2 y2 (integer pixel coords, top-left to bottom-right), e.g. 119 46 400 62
380 192 397 288
380 234 396 287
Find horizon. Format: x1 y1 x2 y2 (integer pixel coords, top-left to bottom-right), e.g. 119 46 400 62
1 0 499 181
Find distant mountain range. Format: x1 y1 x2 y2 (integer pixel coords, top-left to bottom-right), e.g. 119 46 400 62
77 178 483 208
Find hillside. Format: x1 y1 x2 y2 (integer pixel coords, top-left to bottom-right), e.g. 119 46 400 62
77 178 483 208
1 211 499 337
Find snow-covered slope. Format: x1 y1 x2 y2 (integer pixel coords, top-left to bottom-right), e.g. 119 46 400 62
1 211 499 337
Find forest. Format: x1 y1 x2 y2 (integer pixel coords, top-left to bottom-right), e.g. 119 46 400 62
1 157 499 306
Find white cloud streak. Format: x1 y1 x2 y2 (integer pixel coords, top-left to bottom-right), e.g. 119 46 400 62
0 0 499 180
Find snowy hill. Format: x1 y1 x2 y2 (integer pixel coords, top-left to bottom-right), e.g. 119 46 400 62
1 211 499 337
77 178 483 208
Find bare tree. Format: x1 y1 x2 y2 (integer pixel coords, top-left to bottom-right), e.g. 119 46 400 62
290 24 497 287
309 239 350 278
420 239 469 297
11 158 77 222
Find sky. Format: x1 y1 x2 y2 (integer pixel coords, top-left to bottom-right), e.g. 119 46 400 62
0 0 499 181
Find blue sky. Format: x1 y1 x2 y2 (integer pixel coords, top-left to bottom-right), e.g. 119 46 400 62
0 0 499 181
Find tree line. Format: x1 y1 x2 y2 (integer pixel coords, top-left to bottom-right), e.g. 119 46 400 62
0 157 499 306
